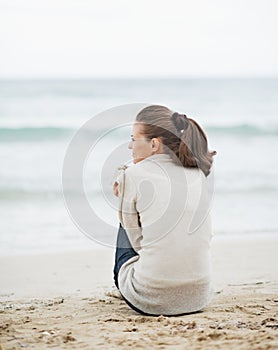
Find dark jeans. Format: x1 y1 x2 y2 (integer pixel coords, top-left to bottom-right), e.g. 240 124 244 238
113 223 138 289
113 223 155 315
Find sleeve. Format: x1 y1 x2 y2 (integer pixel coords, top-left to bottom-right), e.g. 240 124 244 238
116 166 142 251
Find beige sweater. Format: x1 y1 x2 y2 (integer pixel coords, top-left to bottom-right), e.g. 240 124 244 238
116 153 213 315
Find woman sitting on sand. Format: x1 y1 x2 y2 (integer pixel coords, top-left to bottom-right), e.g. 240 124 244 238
113 105 216 316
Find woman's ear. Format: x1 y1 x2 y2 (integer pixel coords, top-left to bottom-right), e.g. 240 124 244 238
151 138 162 152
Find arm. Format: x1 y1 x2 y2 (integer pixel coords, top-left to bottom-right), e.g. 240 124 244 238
115 166 142 252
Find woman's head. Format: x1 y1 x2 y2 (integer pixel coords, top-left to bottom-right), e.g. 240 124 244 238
128 121 164 164
130 105 216 176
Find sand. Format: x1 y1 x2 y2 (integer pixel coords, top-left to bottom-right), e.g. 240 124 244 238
1 234 278 349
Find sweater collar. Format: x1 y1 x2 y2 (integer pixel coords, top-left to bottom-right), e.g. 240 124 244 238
139 153 174 165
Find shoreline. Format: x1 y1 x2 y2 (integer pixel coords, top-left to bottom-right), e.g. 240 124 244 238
1 233 278 300
1 230 278 258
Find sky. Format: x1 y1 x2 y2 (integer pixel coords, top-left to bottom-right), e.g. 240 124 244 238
0 0 277 78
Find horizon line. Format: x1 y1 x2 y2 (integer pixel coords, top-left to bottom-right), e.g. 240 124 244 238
0 75 277 81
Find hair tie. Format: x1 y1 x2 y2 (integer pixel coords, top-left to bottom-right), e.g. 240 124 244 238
171 112 189 132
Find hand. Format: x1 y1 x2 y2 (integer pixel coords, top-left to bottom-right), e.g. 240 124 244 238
113 181 119 197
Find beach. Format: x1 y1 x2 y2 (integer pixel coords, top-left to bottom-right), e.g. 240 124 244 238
0 0 277 343
1 234 278 349
0 78 277 349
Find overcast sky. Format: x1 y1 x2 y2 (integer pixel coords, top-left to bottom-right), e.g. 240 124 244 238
0 0 277 78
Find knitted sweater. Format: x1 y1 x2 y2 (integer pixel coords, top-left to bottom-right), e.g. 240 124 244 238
116 153 213 315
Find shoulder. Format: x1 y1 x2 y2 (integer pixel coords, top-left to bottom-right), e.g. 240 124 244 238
123 161 148 179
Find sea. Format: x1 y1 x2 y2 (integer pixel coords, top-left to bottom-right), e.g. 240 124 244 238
0 78 277 255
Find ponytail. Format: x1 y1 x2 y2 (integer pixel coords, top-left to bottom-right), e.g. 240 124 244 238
171 112 216 176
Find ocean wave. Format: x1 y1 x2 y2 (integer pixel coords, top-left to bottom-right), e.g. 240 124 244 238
1 184 277 201
215 185 278 194
0 126 75 141
0 188 63 200
0 123 277 142
0 187 103 200
206 123 278 136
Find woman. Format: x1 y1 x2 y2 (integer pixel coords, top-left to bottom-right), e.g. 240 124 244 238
113 105 216 316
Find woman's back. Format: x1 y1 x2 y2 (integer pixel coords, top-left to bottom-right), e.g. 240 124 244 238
117 153 213 315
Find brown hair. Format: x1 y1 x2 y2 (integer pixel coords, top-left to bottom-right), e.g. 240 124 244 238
136 105 216 176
